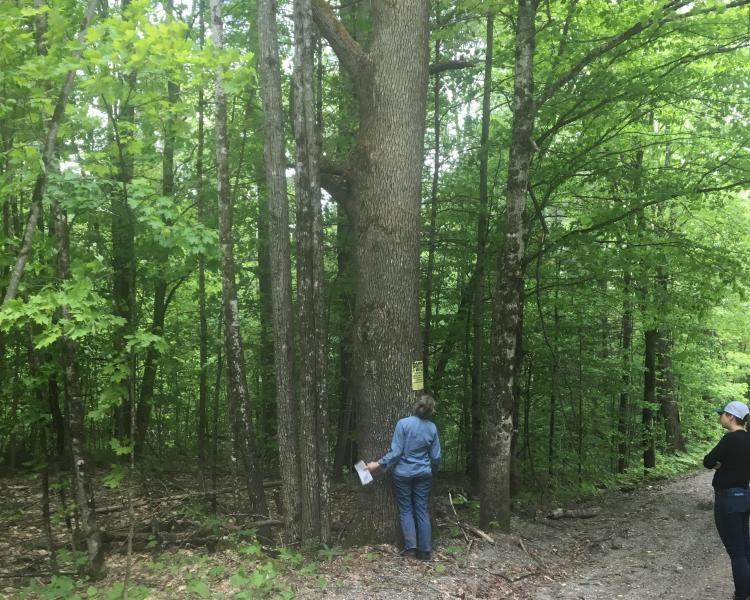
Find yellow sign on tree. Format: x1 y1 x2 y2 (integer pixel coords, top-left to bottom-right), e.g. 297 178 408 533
412 361 424 391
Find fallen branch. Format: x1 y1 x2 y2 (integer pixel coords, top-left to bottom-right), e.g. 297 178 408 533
447 492 495 544
0 571 78 579
448 492 470 543
464 523 495 545
486 567 541 583
547 507 600 520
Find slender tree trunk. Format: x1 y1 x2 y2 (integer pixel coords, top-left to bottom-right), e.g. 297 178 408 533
480 0 538 531
617 271 632 473
423 38 442 387
657 330 684 452
292 0 330 542
654 146 684 453
52 197 104 575
196 0 209 464
643 328 657 470
333 206 356 479
468 13 494 488
257 0 301 538
211 0 267 517
1 0 98 306
210 312 223 514
107 0 138 441
548 300 559 476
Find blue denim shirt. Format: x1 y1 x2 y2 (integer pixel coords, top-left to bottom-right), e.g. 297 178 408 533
378 415 441 478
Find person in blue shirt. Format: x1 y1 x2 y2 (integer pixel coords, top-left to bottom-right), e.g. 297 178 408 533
367 393 441 561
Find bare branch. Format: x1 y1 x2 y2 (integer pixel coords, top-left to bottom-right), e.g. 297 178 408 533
429 59 477 75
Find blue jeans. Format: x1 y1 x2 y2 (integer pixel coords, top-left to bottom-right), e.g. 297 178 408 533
715 489 750 600
393 474 432 552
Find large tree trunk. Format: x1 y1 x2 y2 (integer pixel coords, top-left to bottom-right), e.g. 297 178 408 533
211 0 267 517
257 0 302 539
480 0 538 532
292 0 330 542
52 198 104 575
468 13 494 489
313 0 429 542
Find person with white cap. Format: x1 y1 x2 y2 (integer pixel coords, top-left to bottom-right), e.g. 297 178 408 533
704 400 750 600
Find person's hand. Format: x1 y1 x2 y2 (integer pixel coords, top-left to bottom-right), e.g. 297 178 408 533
713 461 722 470
366 461 381 473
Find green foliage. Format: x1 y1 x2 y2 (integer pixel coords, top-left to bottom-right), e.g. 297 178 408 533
186 578 211 599
102 463 127 489
316 544 344 561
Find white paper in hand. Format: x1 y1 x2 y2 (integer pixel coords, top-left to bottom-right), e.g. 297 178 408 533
354 460 373 486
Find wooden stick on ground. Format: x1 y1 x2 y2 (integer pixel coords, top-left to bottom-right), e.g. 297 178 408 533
547 507 600 520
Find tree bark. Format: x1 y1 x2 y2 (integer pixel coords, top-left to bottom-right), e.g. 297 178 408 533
617 270 632 473
108 6 137 440
657 329 684 452
423 38 442 387
257 0 302 538
313 0 430 542
211 0 268 517
196 0 209 464
52 197 104 575
468 13 494 489
480 0 538 532
643 328 657 470
1 0 98 306
332 205 357 480
292 0 330 542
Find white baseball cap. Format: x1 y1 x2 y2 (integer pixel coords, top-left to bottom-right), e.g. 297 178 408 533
715 401 750 420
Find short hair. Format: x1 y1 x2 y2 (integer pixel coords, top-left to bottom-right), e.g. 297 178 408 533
414 393 435 419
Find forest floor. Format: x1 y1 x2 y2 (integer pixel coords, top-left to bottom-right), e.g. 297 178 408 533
0 467 730 599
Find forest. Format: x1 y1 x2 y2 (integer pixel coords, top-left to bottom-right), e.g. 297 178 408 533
1 0 749 596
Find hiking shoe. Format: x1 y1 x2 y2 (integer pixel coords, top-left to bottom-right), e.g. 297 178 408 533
399 548 416 558
416 550 431 561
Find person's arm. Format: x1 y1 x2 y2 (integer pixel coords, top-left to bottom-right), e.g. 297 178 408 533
368 421 405 473
703 435 727 469
429 428 441 471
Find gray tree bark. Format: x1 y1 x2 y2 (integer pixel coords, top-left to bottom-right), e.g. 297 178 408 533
256 0 300 535
196 4 209 463
480 0 538 532
423 38 442 388
618 271 633 473
52 197 104 576
643 328 657 469
312 0 429 541
210 0 268 517
293 0 330 542
468 12 494 489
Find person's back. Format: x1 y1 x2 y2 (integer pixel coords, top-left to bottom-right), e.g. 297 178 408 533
392 415 440 478
367 393 441 560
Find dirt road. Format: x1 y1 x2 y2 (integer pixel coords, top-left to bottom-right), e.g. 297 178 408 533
301 469 733 599
530 470 730 600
